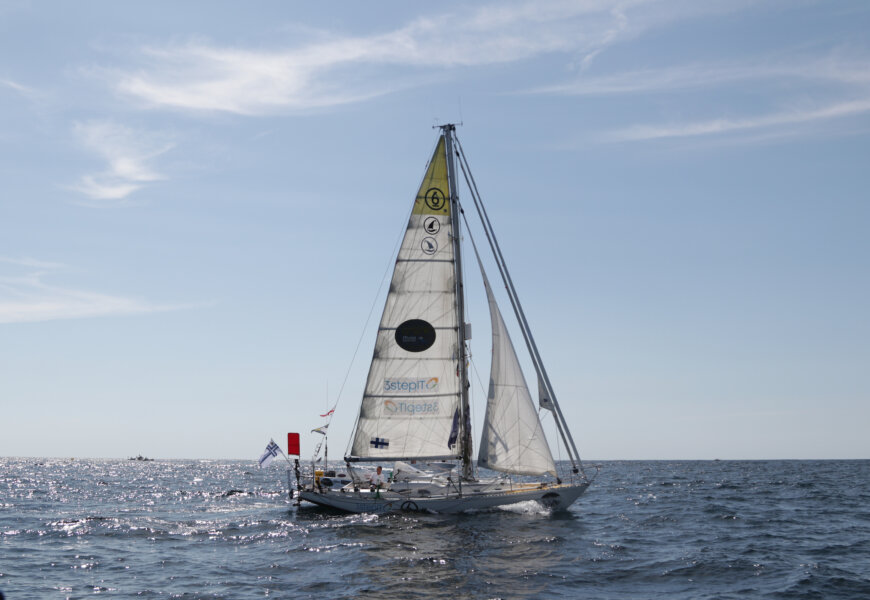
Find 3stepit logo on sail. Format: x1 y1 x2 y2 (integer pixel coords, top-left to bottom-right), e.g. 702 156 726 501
383 377 439 393
383 377 441 415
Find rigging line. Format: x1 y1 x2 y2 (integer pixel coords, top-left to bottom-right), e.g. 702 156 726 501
459 207 495 400
459 207 499 475
333 191 416 427
455 139 579 456
455 136 586 478
468 355 488 417
539 408 565 474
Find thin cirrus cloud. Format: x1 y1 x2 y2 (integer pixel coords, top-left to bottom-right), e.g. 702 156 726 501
98 0 868 146
1 77 37 97
533 53 870 142
68 120 174 204
91 0 868 144
605 98 870 142
105 0 670 115
0 256 66 270
531 57 870 96
0 257 182 324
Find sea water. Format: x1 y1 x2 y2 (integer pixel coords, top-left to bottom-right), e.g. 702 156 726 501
1 459 868 599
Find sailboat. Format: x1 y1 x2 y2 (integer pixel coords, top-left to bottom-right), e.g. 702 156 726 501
297 125 594 513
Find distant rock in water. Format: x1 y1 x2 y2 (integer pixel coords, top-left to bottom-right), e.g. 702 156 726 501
221 489 249 497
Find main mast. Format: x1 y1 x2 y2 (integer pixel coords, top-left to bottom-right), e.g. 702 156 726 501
441 124 473 481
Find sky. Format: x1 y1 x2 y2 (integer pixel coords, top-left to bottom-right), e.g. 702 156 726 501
1 0 868 461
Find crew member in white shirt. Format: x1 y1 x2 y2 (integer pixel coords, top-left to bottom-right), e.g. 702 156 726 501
369 465 387 497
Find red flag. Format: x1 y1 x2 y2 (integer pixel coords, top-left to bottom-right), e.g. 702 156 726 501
287 433 300 456
320 408 335 418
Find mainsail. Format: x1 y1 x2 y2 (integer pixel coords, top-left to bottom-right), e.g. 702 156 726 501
478 273 557 476
348 137 463 461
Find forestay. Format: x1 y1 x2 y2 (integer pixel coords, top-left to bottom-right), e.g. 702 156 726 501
348 137 463 462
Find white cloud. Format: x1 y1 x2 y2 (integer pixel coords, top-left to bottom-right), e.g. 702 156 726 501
90 0 868 144
0 256 66 270
605 98 870 142
0 259 183 324
68 120 174 204
531 56 870 96
1 77 36 96
105 0 670 115
531 49 870 142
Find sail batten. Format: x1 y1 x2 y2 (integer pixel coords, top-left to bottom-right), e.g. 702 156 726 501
345 454 460 463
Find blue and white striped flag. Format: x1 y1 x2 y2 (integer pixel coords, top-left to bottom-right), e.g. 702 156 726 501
258 440 281 468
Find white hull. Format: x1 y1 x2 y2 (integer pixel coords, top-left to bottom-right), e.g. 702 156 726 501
298 481 589 514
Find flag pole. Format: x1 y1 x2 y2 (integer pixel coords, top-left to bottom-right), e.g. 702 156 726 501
278 445 293 466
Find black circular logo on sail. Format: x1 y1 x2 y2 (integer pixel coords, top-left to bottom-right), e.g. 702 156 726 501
424 187 447 212
395 319 436 352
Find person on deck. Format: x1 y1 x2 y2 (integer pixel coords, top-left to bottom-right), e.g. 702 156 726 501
369 466 387 497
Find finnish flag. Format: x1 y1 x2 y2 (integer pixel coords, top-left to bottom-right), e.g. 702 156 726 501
258 440 281 468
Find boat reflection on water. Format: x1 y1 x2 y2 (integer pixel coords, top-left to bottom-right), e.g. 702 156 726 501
295 506 578 599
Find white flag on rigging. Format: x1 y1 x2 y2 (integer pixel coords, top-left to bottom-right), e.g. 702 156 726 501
258 440 281 468
538 376 554 412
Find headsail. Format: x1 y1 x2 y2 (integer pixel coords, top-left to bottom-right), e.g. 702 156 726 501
348 137 462 462
478 274 557 477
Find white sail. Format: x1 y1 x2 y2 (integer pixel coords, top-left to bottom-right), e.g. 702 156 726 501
478 275 557 476
348 137 463 462
299 126 594 515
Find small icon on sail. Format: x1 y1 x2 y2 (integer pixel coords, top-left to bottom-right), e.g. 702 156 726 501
421 237 438 255
424 216 440 235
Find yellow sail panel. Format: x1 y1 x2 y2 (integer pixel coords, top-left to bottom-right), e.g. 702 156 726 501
412 136 450 215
